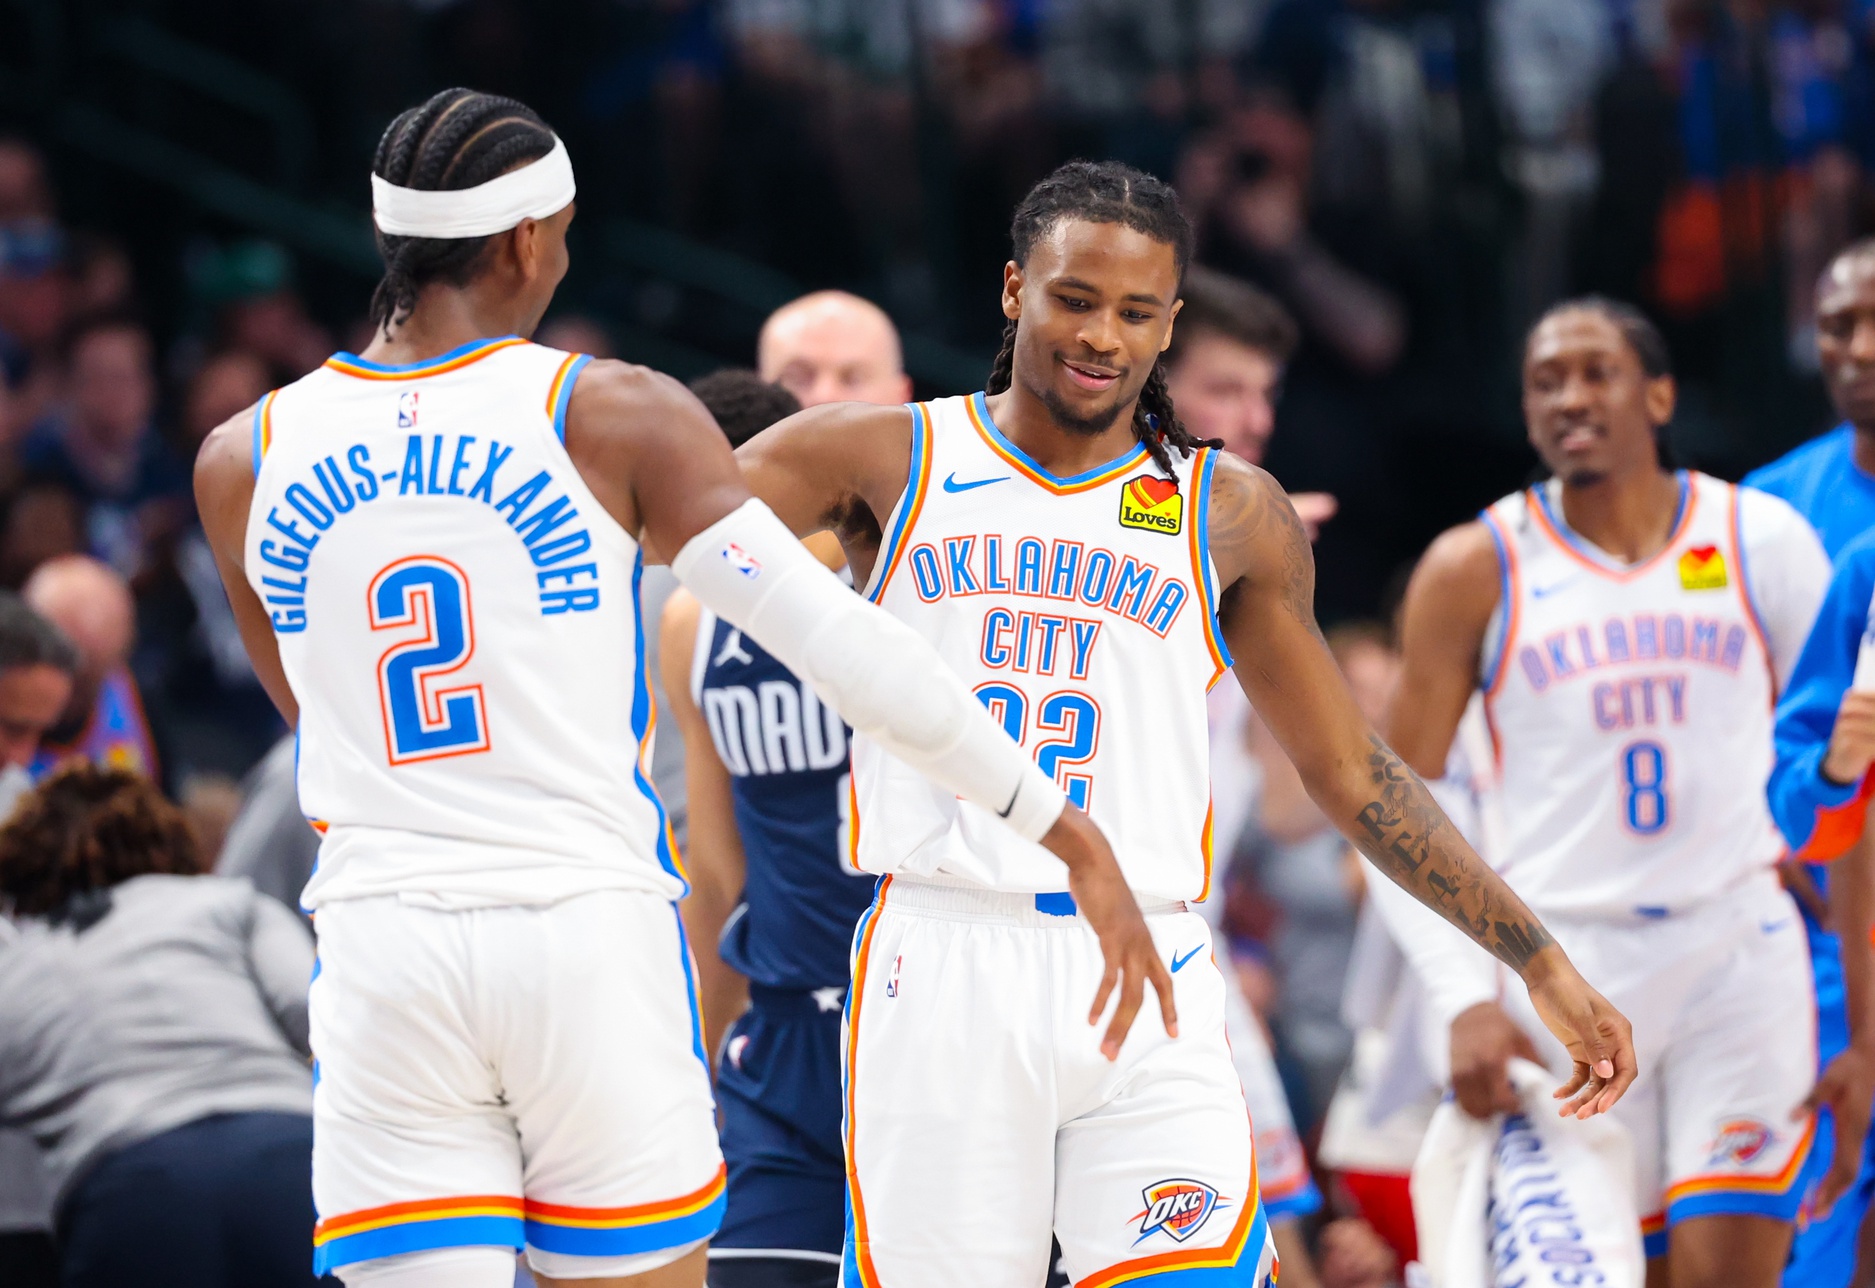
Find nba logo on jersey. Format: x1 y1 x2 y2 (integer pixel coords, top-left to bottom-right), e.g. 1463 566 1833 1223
396 390 419 428
1133 1179 1222 1244
1678 545 1728 590
1118 475 1183 535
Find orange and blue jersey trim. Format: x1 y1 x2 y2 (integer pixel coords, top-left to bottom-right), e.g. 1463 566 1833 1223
1725 481 1778 699
322 335 526 380
250 389 280 478
545 352 593 443
867 403 933 603
1477 506 1522 767
313 1194 526 1272
1077 1171 1271 1287
669 903 711 1071
1792 772 1875 862
966 391 1148 494
842 876 893 1288
1188 447 1234 687
1661 1115 1817 1233
1527 471 1695 581
1196 801 1215 904
629 550 688 891
522 1165 727 1257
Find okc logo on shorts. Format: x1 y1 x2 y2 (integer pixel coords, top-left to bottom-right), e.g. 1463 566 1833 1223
721 543 762 579
396 390 419 428
1707 1117 1773 1167
1132 1179 1225 1245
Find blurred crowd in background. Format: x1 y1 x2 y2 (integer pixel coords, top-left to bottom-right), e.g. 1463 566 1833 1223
0 0 1873 1285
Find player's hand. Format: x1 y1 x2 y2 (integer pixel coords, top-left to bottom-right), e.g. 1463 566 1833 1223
1801 1046 1875 1218
1826 691 1875 787
1041 804 1178 1060
1523 946 1638 1118
1449 1001 1540 1119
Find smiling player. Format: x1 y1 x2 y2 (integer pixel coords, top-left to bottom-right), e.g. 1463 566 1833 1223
1389 298 1833 1288
734 161 1636 1288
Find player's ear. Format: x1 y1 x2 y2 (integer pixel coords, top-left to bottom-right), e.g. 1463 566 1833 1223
1644 373 1676 428
1002 261 1023 321
1161 298 1183 354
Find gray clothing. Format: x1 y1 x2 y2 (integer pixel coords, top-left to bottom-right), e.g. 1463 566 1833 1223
0 875 315 1205
216 735 322 916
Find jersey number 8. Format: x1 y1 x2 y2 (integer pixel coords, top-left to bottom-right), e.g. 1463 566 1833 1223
973 683 1102 809
1620 739 1670 836
369 556 491 764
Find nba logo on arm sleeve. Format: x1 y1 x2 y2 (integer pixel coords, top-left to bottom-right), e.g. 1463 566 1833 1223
1119 477 1183 535
722 543 762 579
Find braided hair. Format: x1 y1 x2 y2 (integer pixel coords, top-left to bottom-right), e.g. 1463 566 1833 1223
367 88 558 334
986 160 1218 479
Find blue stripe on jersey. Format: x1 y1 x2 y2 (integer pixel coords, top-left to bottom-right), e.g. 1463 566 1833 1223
550 353 592 443
326 334 521 375
1192 448 1235 670
969 390 1148 486
1478 508 1514 692
868 403 928 604
629 551 687 892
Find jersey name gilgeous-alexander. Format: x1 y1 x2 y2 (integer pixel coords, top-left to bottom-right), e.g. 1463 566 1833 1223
246 337 681 910
854 393 1230 904
1481 472 1784 917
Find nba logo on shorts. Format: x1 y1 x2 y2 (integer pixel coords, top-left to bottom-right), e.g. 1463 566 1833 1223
1133 1179 1222 1245
885 954 902 998
397 390 419 428
721 543 762 580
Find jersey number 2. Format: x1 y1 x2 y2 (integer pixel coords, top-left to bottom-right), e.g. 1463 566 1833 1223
369 556 491 765
974 683 1102 808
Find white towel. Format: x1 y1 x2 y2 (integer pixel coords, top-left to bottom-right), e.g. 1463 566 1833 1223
1409 1060 1644 1288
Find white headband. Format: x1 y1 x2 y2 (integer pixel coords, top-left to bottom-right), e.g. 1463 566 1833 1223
371 134 576 239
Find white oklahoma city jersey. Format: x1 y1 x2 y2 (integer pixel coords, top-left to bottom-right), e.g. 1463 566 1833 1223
246 336 681 910
1480 471 1825 916
854 392 1230 903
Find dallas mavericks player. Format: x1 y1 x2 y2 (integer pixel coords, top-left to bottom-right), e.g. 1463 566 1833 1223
1745 238 1875 1288
1388 299 1832 1288
193 91 1152 1288
734 161 1635 1288
661 371 872 1287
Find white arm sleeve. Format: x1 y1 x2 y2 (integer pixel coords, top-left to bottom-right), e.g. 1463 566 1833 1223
1739 487 1831 691
672 500 1068 842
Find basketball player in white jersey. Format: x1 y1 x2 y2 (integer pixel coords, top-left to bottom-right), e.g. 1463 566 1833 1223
734 160 1636 1288
1387 298 1834 1288
190 90 1164 1288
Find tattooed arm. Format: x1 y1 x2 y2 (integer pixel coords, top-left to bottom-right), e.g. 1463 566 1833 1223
1208 454 1635 1115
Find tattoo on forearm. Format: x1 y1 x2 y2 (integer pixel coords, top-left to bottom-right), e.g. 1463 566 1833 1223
1352 734 1556 972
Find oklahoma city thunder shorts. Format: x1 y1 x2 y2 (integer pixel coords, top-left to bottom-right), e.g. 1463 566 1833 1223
307 888 725 1277
842 876 1278 1288
1498 871 1817 1258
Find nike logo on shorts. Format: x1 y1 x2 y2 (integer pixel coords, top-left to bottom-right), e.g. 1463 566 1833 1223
1170 946 1203 973
942 472 1008 493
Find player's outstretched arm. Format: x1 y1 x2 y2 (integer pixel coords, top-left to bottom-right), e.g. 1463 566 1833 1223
569 373 1174 1055
1208 454 1634 1116
193 407 301 728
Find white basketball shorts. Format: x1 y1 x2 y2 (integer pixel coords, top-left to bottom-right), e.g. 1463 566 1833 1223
1499 871 1817 1257
307 888 724 1276
841 876 1278 1288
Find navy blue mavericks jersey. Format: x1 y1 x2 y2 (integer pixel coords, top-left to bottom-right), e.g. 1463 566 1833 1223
691 608 878 991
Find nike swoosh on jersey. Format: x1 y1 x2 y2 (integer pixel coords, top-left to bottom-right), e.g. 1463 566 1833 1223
1530 578 1580 599
1170 945 1203 973
942 472 1009 493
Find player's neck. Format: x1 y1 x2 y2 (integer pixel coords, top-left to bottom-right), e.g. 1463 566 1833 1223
984 386 1142 477
359 286 535 366
1555 467 1683 565
1852 421 1875 477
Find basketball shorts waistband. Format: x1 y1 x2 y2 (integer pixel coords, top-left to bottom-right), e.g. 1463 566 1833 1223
879 876 1186 925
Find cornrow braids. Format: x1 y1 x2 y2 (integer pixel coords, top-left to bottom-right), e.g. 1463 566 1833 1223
989 160 1220 480
367 88 558 334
